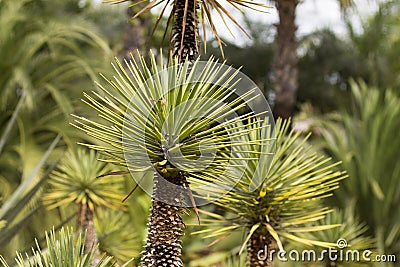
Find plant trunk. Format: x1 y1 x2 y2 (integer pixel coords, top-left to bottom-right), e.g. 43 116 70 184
272 0 299 119
77 202 100 266
247 227 278 267
140 0 200 262
141 173 186 266
123 3 149 59
171 0 199 62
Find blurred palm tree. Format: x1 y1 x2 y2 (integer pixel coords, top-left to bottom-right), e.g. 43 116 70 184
43 148 126 263
73 52 267 266
121 2 152 59
193 119 347 266
270 0 299 119
271 0 360 119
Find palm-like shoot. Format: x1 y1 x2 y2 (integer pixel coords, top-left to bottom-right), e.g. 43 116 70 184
43 148 125 256
73 52 268 266
194 119 347 267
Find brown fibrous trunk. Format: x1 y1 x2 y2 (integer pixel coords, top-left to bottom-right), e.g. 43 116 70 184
272 0 299 119
77 202 100 266
171 0 199 63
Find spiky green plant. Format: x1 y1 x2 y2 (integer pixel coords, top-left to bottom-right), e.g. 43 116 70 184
193 119 347 267
0 227 132 267
73 52 268 266
43 147 126 259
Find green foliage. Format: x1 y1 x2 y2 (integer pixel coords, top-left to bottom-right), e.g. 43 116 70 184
0 0 114 192
317 81 400 257
297 29 368 112
0 0 111 112
96 209 141 264
193 119 347 253
73 52 266 192
348 1 400 89
295 206 375 266
0 135 61 248
43 147 125 211
0 227 129 267
0 0 114 256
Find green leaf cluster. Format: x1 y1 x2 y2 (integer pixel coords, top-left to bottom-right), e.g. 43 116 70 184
73 52 267 193
43 147 126 211
193 119 347 251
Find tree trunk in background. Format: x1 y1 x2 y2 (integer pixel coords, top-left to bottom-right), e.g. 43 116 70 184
247 227 278 267
77 202 99 266
171 0 199 62
272 0 299 119
122 3 149 59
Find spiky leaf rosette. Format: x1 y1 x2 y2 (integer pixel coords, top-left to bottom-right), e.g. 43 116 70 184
72 52 268 205
192 119 347 257
43 147 125 211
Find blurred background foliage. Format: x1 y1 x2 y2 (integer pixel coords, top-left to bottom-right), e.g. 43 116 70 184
0 0 399 266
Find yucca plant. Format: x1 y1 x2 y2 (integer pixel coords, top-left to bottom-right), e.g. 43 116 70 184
42 147 126 260
0 227 131 267
193 119 347 267
73 51 269 266
106 0 269 61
